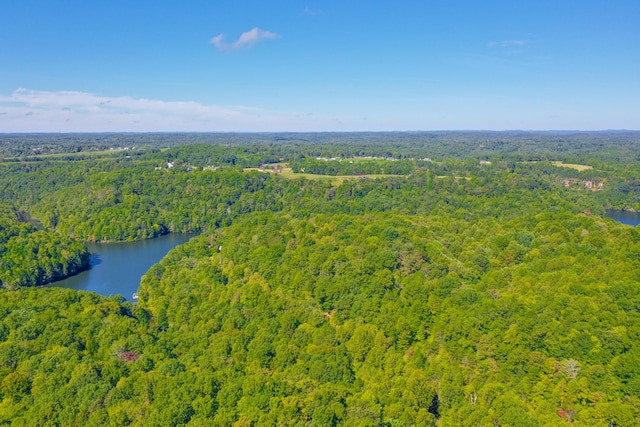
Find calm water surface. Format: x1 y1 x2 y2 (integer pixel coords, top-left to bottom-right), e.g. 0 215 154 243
49 211 638 300
51 233 193 300
605 209 640 227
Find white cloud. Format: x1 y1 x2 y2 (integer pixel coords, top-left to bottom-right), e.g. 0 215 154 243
0 88 352 132
303 7 323 16
210 27 279 51
3 88 627 132
488 40 527 48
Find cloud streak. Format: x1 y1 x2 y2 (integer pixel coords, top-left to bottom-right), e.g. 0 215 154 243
488 40 527 48
303 7 323 16
0 88 632 132
210 27 279 51
0 88 347 132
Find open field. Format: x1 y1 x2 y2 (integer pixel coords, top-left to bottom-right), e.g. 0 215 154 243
436 175 471 180
0 149 129 162
551 161 593 171
244 167 406 185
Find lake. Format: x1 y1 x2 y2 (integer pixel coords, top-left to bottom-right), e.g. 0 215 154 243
51 233 193 300
47 210 638 301
606 209 640 227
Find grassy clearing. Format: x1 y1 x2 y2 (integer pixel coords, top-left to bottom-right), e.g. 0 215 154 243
244 167 406 185
344 157 393 164
34 149 121 158
436 175 471 180
315 157 399 163
551 161 593 171
1 149 127 162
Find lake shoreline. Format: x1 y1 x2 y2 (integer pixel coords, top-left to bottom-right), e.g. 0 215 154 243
48 232 194 300
605 209 640 227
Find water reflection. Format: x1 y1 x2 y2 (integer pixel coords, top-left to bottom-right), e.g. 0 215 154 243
605 209 640 227
51 233 193 300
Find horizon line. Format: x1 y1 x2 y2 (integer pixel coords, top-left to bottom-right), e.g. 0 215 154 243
1 129 639 135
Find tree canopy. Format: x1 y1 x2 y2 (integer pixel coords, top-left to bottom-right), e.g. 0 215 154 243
0 132 639 425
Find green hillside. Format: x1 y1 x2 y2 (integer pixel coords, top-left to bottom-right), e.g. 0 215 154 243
0 133 639 425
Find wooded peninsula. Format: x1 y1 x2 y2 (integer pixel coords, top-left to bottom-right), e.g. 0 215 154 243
0 131 639 426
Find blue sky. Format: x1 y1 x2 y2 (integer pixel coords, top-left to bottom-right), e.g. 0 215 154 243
1 0 638 131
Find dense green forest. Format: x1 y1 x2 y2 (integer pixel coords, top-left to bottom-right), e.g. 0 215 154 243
0 205 89 289
0 132 639 425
